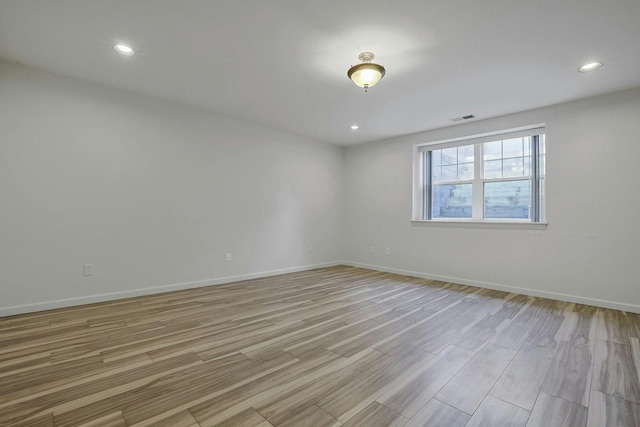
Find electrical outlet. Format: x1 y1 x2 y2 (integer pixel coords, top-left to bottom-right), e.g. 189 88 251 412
370 246 376 254
225 252 232 262
385 247 390 256
83 264 94 276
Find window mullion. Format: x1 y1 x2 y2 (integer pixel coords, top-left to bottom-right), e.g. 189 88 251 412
424 151 432 220
531 135 539 222
472 143 483 220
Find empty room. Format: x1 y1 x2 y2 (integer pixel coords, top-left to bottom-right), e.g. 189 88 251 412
1 1 640 426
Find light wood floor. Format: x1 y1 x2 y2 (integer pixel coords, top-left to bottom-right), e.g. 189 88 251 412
2 266 640 427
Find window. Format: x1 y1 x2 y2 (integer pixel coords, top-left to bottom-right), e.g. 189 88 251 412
416 127 545 223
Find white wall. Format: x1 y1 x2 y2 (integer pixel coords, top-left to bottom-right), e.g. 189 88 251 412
343 88 640 313
0 60 343 316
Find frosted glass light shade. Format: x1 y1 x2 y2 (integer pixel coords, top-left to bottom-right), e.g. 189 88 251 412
347 63 386 88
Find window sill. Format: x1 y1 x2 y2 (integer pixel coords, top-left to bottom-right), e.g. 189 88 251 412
411 220 547 230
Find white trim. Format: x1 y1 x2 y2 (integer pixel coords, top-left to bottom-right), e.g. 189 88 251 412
341 261 640 314
411 144 424 220
416 124 546 151
411 220 547 230
0 261 342 317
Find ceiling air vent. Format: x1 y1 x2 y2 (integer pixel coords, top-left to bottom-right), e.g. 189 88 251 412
451 114 476 122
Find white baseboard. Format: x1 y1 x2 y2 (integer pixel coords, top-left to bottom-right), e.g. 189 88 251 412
342 260 640 314
5 260 638 317
0 261 342 318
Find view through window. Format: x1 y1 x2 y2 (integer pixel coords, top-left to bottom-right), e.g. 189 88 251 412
421 128 545 222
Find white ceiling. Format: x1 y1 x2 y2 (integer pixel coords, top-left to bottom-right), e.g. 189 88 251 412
1 0 639 145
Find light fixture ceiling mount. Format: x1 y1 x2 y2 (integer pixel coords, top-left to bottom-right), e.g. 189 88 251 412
347 52 386 92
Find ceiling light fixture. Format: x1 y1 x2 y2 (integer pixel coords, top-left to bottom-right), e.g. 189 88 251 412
350 125 359 130
113 44 136 56
347 52 385 92
578 62 602 73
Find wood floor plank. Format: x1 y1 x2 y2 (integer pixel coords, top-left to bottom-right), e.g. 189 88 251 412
527 392 587 427
560 304 597 346
0 265 638 427
627 313 640 339
213 408 268 427
632 337 640 383
587 390 640 427
526 312 565 349
0 354 51 378
242 319 347 360
490 341 556 411
541 340 593 406
341 401 407 427
592 339 640 403
100 320 238 362
491 314 540 351
328 310 428 357
255 349 390 425
123 352 304 426
596 309 630 344
0 353 200 424
0 352 156 408
451 314 509 352
404 399 469 427
80 411 128 427
435 343 516 414
278 404 340 427
144 410 201 427
188 351 344 426
317 347 435 422
10 413 54 427
373 304 475 356
466 395 530 427
283 313 400 358
377 345 475 418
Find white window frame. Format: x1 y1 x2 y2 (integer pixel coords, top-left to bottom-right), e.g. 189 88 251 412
412 125 547 229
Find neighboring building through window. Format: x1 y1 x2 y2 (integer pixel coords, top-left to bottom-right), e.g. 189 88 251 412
418 127 545 222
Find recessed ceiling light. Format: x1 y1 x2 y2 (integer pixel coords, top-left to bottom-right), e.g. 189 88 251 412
113 44 135 56
578 62 602 73
350 125 359 130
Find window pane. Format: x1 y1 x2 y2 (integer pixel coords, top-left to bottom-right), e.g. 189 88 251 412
502 138 523 158
484 180 531 219
539 136 546 178
431 150 442 168
441 165 458 181
431 145 475 183
484 159 502 179
432 165 442 182
539 177 545 221
523 156 531 176
523 137 531 156
503 158 524 178
458 144 474 163
432 184 472 218
483 141 501 160
442 147 457 165
458 163 474 181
